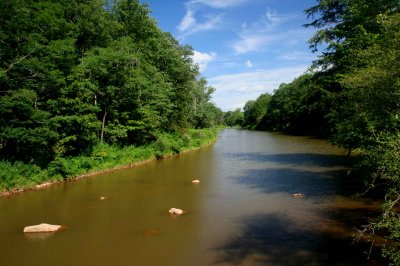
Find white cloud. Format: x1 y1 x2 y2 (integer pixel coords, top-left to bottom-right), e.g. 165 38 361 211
209 65 308 111
262 7 288 28
177 8 221 38
178 9 196 32
233 34 276 54
245 60 253 67
190 0 249 8
190 15 221 33
178 0 249 38
192 50 217 72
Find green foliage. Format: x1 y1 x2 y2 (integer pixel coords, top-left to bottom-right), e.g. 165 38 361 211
303 3 400 264
0 0 221 193
150 132 184 158
0 161 59 191
258 74 331 136
0 0 218 159
305 0 399 72
189 78 223 128
149 128 217 158
19 129 218 180
334 13 400 152
242 93 271 129
358 133 400 263
224 109 244 127
0 89 59 165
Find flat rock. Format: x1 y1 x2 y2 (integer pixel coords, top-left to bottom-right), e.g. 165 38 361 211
23 223 62 233
191 179 200 184
36 182 52 189
169 208 184 215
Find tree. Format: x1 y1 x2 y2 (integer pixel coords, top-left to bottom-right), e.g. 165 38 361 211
305 2 400 263
0 89 59 166
260 74 330 136
305 0 399 72
243 93 271 129
72 37 174 145
0 0 219 169
189 77 218 128
224 109 244 127
333 13 400 150
304 0 400 146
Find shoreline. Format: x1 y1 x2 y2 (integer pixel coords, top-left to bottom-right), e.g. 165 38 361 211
0 138 216 198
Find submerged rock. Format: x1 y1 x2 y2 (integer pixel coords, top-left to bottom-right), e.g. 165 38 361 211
169 208 184 215
143 228 160 237
23 223 62 233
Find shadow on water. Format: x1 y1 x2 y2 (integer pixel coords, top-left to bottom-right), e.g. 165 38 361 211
227 152 366 198
225 152 350 167
213 212 385 266
216 150 387 265
234 167 355 198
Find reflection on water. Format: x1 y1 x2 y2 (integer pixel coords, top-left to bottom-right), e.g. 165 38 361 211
0 129 385 265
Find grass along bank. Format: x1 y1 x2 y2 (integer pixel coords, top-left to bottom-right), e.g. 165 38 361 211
0 128 219 195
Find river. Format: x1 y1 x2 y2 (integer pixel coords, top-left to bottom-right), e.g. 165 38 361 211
0 129 384 265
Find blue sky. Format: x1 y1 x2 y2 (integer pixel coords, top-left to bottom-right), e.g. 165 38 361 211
142 0 319 111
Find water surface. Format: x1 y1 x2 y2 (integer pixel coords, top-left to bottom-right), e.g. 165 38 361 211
0 129 383 265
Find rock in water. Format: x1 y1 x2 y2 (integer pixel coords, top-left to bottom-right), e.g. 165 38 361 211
192 179 200 184
35 182 52 189
168 208 183 215
23 223 61 233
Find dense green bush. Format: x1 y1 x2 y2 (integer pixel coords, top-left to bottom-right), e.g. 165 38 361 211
0 128 218 192
358 133 400 262
0 161 57 191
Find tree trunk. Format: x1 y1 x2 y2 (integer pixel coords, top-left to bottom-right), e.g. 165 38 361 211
100 109 107 143
347 147 352 157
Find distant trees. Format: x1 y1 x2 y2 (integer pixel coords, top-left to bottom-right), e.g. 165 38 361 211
0 0 222 167
261 74 331 136
224 109 244 127
242 93 271 129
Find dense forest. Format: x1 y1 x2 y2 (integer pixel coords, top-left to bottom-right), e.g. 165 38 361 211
0 0 222 189
237 0 400 263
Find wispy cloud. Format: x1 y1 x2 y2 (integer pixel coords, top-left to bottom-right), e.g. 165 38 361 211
279 51 312 61
192 50 217 72
232 8 299 54
178 14 221 38
233 34 276 54
178 9 196 32
178 0 249 38
210 65 308 110
190 0 250 9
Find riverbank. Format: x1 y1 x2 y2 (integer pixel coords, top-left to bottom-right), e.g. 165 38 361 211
0 128 220 197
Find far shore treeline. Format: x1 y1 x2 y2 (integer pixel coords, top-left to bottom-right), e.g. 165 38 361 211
0 0 223 190
226 0 400 263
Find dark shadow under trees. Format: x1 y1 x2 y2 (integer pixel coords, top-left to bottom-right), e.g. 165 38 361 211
213 213 386 266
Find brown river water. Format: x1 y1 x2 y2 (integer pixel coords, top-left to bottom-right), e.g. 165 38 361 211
0 129 385 265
